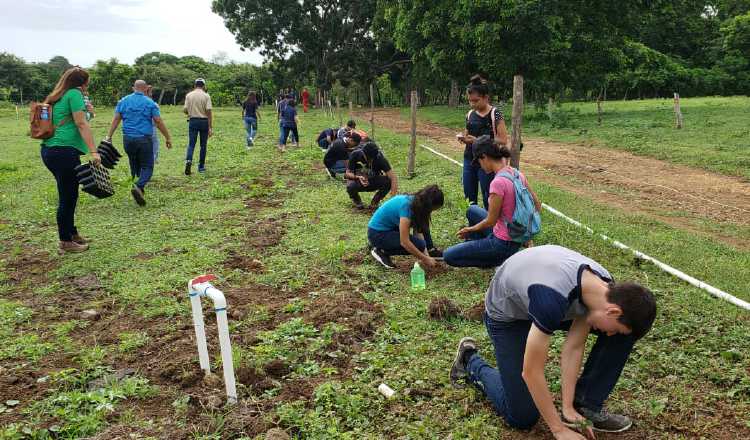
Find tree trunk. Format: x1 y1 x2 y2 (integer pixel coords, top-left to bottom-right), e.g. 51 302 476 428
510 75 524 169
547 96 554 120
407 90 417 177
336 96 341 127
673 93 683 129
173 88 178 106
597 88 603 125
369 83 375 139
158 88 165 105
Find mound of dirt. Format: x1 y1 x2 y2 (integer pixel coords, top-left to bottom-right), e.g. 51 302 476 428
428 297 461 320
263 359 291 378
462 302 485 321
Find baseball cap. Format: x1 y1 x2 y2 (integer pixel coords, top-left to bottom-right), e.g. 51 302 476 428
195 78 206 85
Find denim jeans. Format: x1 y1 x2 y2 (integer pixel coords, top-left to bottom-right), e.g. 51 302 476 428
463 157 495 209
152 126 160 162
325 159 347 175
318 138 330 150
123 135 154 190
186 118 209 169
244 116 257 145
443 205 520 268
367 227 434 255
40 146 81 241
279 125 299 145
278 121 298 143
467 313 635 429
347 175 391 206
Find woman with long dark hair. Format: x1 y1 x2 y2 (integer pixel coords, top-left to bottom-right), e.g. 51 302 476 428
457 75 508 209
443 136 541 268
40 67 101 254
368 184 444 269
242 91 260 148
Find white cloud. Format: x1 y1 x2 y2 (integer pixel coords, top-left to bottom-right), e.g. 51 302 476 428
0 0 263 66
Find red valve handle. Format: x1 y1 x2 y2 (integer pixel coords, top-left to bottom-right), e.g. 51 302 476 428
191 274 217 286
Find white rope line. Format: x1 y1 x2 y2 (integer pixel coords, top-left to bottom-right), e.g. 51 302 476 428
418 143 750 311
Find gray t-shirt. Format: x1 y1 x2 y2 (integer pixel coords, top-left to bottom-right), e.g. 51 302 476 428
485 245 612 334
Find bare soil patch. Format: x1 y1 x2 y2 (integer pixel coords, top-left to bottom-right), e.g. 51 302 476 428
358 109 750 249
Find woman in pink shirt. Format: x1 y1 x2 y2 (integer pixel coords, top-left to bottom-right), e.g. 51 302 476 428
443 135 541 268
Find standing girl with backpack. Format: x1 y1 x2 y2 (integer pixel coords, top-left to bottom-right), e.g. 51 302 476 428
38 67 101 254
457 75 508 209
443 136 541 268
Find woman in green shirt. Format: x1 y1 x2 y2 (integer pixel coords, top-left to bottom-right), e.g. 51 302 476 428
41 67 101 254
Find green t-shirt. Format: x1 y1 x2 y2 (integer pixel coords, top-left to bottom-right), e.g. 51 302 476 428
42 88 88 154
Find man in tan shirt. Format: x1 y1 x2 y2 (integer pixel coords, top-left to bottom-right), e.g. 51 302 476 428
183 78 213 174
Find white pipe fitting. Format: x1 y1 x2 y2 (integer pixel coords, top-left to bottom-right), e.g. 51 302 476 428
188 274 238 404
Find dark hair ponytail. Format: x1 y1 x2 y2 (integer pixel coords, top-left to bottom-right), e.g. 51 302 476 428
410 185 444 233
466 74 489 97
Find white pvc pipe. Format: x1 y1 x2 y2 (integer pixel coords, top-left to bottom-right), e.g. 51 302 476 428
418 144 750 311
188 275 238 404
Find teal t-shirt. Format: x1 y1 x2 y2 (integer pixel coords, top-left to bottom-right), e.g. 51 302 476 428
368 195 413 231
42 88 88 154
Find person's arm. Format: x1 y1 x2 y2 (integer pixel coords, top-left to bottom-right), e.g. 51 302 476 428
207 109 213 137
399 217 436 267
496 116 509 146
105 113 122 141
560 317 595 439
153 116 173 149
183 100 189 115
523 325 588 440
386 169 398 197
72 111 100 164
530 185 542 212
457 192 503 238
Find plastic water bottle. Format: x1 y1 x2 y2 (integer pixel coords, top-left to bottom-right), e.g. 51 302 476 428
40 106 49 121
411 262 426 290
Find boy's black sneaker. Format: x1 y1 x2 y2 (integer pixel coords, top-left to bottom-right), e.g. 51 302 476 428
184 162 192 175
428 248 444 260
564 405 632 433
131 186 146 206
450 337 477 389
370 248 395 269
325 168 336 179
354 202 366 210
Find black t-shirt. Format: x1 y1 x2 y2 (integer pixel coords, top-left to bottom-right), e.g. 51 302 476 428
347 149 392 176
324 139 350 163
317 128 335 142
464 106 504 159
243 101 258 118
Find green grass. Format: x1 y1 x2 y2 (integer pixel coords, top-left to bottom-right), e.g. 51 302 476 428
415 96 750 180
0 105 748 438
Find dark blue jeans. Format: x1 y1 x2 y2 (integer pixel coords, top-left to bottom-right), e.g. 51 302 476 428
443 205 520 268
40 146 81 241
325 159 347 175
318 138 330 150
243 116 257 145
123 135 154 190
280 125 299 145
186 118 209 169
462 157 495 209
467 313 635 429
368 227 434 255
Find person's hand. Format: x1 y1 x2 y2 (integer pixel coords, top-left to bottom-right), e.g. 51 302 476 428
457 227 472 240
561 408 595 440
85 102 94 112
104 135 112 142
208 128 214 137
421 256 437 268
90 152 102 165
523 239 534 248
166 138 173 149
389 189 398 197
358 176 369 186
552 427 588 440
464 134 477 144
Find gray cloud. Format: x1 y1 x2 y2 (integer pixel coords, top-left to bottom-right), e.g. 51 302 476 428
0 0 148 33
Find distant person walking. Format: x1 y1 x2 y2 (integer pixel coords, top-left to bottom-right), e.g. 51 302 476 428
183 78 213 175
144 85 161 163
302 87 310 113
106 80 173 206
242 91 260 149
278 98 300 152
39 67 101 253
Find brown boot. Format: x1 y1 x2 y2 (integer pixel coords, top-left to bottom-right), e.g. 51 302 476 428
72 234 90 245
59 240 89 254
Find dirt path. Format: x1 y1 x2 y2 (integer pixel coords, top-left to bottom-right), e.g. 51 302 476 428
357 109 750 249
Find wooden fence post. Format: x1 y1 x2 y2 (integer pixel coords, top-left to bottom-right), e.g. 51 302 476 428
336 96 341 127
370 83 375 139
674 93 683 129
348 101 353 121
407 90 417 177
510 75 524 169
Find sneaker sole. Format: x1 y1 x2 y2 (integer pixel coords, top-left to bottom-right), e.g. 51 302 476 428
450 337 476 389
131 188 146 206
370 248 395 269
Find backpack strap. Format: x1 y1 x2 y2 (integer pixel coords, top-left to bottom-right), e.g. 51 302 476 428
490 106 497 139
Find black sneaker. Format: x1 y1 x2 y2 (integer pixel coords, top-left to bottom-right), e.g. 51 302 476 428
131 186 146 206
198 167 206 174
428 248 444 260
370 248 395 269
565 405 632 433
354 202 365 210
325 168 336 179
450 337 477 389
184 162 192 175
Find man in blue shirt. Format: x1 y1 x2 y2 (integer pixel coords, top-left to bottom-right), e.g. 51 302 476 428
106 80 172 206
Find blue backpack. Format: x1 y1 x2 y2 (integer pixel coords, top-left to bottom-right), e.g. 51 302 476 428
499 169 541 243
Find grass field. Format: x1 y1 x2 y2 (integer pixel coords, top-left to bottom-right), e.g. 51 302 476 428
0 105 749 439
415 96 750 180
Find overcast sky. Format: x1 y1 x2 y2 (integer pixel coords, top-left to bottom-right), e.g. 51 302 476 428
0 0 265 66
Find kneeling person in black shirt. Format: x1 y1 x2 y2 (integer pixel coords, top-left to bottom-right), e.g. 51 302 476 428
345 142 398 210
323 132 361 178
